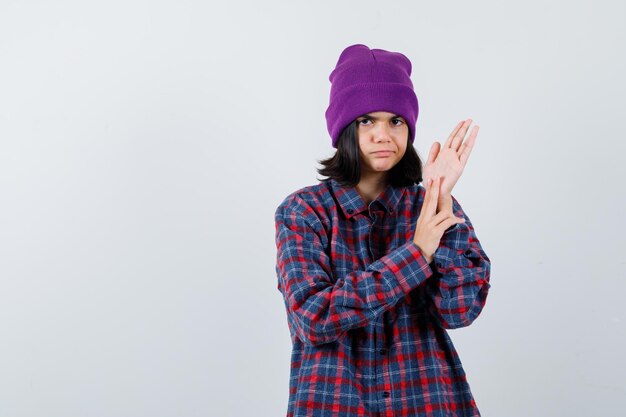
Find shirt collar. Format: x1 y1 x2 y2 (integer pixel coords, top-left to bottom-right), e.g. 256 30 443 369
328 178 405 219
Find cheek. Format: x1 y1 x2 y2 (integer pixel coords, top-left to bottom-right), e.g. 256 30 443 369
396 145 408 160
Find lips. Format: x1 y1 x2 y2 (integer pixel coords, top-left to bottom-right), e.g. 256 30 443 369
372 150 393 155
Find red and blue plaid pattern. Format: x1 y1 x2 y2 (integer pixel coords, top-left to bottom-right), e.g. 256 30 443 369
275 178 491 417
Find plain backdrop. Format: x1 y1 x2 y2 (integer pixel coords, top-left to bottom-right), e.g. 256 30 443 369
1 1 625 416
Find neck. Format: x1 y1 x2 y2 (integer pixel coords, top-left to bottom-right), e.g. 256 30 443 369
356 172 388 205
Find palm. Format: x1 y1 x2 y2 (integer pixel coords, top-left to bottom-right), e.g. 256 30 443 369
423 147 464 195
422 119 479 198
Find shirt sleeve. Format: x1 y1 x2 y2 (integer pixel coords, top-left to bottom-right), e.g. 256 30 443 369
275 194 435 347
424 194 492 329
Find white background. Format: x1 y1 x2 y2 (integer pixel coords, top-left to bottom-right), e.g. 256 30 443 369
1 1 625 416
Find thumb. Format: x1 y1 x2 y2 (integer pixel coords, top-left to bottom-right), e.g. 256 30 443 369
427 141 440 165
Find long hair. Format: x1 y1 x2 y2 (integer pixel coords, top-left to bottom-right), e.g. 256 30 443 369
316 120 424 187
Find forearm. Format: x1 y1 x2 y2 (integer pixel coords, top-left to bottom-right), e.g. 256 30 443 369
436 192 453 215
424 194 492 329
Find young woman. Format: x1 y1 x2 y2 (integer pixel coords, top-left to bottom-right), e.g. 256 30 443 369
274 43 491 417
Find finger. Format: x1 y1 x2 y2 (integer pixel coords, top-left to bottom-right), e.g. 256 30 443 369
423 176 436 216
451 119 473 151
435 213 465 233
459 125 478 167
443 121 464 149
428 176 440 217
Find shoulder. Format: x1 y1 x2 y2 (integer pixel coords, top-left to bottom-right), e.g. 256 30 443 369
274 180 333 225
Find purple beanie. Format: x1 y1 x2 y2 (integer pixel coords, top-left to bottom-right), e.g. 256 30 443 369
325 44 419 148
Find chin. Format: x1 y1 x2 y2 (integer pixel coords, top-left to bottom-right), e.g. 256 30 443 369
380 159 402 170
372 164 393 171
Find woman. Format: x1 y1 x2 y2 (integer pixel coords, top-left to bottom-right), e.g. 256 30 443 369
274 43 491 417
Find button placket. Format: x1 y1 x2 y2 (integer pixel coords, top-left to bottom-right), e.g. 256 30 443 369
367 215 376 261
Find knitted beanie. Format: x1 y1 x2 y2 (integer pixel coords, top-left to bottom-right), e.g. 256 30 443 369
325 44 419 148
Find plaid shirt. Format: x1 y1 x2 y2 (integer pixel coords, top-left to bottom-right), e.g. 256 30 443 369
274 178 491 417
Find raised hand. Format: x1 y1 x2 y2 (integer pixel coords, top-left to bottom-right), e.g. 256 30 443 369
422 119 479 200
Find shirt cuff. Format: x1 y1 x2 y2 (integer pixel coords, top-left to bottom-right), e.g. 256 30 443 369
372 241 434 295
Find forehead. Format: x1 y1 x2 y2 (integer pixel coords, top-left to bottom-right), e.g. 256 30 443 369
359 111 404 119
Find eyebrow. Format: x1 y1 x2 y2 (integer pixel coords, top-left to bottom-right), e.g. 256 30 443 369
358 114 404 120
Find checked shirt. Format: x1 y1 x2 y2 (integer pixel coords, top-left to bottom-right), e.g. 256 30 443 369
274 178 491 417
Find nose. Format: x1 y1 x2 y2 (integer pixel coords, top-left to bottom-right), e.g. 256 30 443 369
374 123 392 142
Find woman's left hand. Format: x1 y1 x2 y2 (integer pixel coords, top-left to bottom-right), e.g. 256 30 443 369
422 119 479 200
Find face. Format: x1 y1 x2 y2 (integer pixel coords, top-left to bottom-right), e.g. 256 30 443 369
355 111 409 176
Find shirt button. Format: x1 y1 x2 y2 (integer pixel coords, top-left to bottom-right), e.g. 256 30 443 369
436 262 443 269
383 391 390 398
465 249 472 256
379 348 387 355
336 279 344 288
347 208 354 214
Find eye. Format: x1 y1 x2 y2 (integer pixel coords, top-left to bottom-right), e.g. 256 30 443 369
392 118 405 126
357 118 372 126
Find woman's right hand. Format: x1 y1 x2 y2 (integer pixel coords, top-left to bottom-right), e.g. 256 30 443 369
412 176 466 264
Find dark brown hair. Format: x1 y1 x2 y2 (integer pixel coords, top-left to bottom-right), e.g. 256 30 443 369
316 120 424 187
